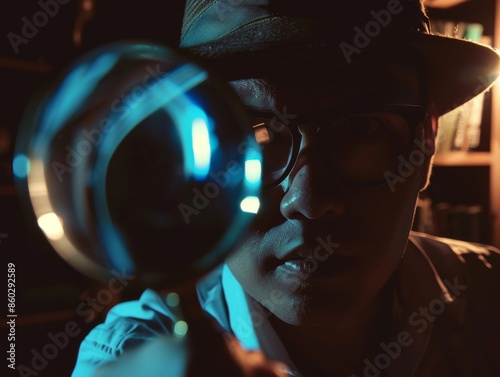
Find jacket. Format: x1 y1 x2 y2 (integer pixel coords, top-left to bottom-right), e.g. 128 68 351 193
71 231 500 377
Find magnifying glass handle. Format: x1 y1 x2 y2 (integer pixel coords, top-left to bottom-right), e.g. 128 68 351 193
166 282 245 376
170 282 291 377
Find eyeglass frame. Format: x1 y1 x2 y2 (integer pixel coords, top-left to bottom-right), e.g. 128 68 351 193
249 103 429 190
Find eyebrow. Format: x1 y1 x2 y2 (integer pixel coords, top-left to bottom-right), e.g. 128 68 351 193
228 78 277 110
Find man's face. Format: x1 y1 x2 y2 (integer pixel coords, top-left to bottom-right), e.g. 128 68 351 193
225 60 434 327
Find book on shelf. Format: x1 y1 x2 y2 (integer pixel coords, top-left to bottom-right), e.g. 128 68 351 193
413 198 485 243
413 197 435 234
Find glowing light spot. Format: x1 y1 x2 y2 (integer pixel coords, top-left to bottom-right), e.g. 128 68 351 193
245 159 261 185
240 196 260 214
37 212 64 240
192 118 211 179
174 321 188 338
253 124 271 144
166 292 180 307
13 154 31 178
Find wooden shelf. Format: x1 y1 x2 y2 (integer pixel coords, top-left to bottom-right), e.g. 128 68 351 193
422 0 500 247
492 0 500 248
433 151 491 166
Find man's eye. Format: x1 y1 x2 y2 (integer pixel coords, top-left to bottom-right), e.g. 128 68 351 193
330 115 387 141
347 116 385 138
250 120 294 186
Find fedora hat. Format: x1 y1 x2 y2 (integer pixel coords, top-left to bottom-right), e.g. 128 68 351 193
178 0 500 116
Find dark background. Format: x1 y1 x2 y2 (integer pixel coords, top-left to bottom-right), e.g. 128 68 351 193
0 0 496 376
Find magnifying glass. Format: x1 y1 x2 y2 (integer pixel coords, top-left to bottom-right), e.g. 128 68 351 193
13 40 261 307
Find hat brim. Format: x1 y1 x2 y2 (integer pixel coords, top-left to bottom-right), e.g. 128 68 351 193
182 29 500 116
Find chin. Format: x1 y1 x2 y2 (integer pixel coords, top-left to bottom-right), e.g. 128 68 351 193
266 287 360 327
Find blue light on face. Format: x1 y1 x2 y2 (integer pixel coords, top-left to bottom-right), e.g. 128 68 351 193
191 118 211 180
13 154 31 179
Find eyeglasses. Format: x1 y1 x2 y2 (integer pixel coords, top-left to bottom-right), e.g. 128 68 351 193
250 104 427 190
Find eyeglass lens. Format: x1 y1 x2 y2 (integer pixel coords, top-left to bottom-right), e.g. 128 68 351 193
252 110 415 187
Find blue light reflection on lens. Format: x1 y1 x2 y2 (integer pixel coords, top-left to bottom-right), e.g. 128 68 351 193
191 118 211 180
34 53 119 156
239 147 262 214
92 62 209 272
13 154 31 179
172 107 214 182
244 159 261 187
240 196 260 214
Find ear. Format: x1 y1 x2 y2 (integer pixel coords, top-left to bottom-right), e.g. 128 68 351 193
419 102 439 192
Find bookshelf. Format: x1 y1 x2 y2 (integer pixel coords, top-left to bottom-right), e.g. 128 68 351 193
492 0 500 248
418 0 500 247
432 151 492 166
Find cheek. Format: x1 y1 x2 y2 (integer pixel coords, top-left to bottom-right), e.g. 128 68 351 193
351 164 422 231
226 227 298 316
225 185 289 293
349 178 421 285
226 231 270 292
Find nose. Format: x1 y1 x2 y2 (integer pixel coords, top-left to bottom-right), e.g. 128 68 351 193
280 125 346 220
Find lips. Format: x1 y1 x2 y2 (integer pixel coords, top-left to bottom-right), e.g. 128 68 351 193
273 248 355 281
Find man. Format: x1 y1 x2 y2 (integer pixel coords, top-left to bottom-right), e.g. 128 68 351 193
72 0 500 376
